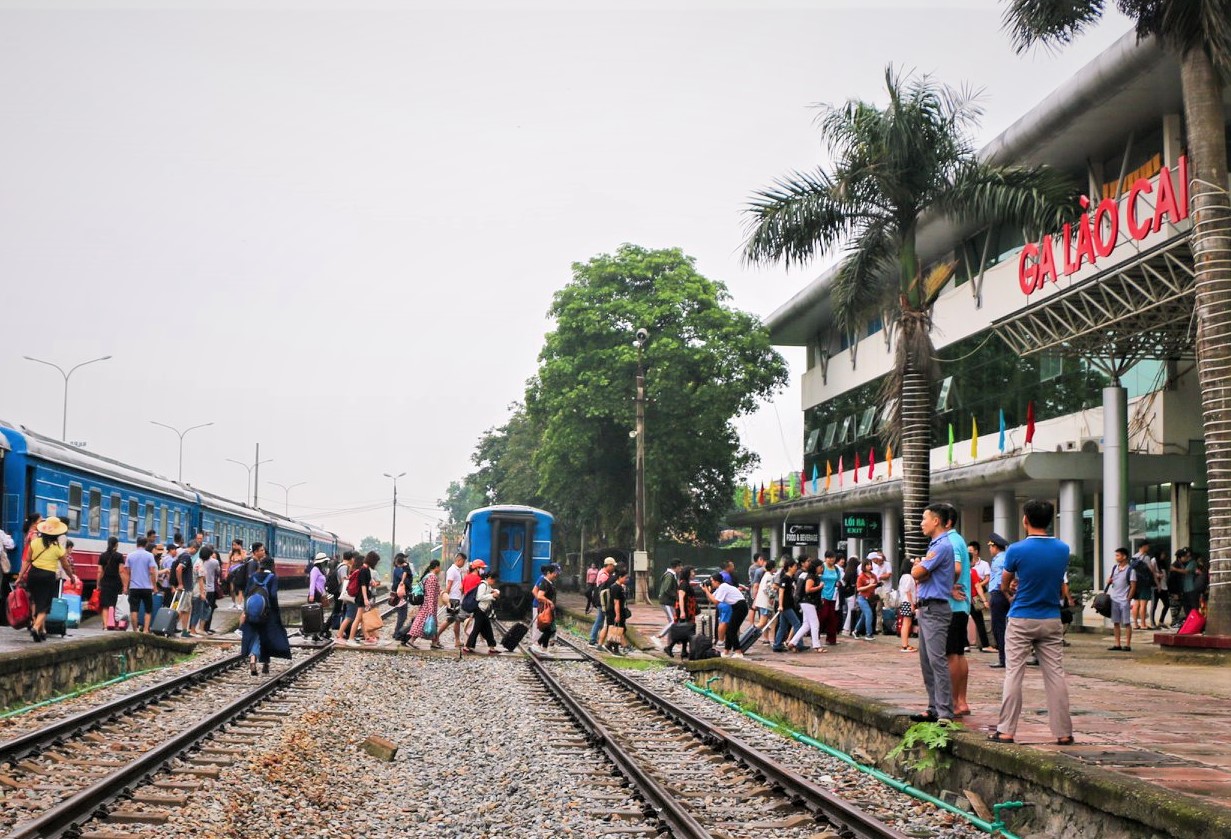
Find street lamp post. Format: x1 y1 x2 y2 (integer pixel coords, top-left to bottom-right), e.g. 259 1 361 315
150 421 214 482
269 481 306 517
384 471 406 563
633 327 649 603
24 355 112 440
227 453 274 506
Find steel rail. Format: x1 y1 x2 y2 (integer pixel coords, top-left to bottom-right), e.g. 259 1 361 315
525 653 711 839
0 652 242 764
7 644 334 839
550 633 910 839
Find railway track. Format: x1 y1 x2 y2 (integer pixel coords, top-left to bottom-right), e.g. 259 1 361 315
492 619 909 839
1 644 336 839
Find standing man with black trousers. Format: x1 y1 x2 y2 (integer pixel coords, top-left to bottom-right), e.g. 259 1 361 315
986 533 1010 669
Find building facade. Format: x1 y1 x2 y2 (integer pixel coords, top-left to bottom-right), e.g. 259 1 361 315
732 31 1230 596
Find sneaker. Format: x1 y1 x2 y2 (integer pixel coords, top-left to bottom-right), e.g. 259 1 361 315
730 651 745 659
651 637 664 650
719 650 729 658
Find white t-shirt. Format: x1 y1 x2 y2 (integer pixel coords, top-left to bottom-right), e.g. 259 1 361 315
446 564 464 600
974 559 991 581
712 582 745 606
872 559 893 594
897 573 916 605
753 574 773 609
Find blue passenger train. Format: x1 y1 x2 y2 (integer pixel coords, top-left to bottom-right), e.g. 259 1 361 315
0 423 354 592
461 505 554 619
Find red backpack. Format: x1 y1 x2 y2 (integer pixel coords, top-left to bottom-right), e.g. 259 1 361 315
347 567 362 598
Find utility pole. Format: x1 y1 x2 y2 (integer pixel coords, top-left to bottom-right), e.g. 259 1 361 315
24 354 112 440
149 420 214 482
227 451 273 507
270 481 306 517
384 471 406 563
254 443 262 508
633 327 650 604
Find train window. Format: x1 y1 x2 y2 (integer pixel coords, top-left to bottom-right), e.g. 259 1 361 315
88 489 102 536
173 510 181 539
109 494 121 535
144 502 154 534
67 484 82 532
128 499 138 540
160 507 168 540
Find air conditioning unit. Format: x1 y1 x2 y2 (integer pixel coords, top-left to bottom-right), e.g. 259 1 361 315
1080 436 1103 453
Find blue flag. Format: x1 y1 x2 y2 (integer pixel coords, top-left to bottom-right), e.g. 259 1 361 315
998 408 1006 453
811 463 819 494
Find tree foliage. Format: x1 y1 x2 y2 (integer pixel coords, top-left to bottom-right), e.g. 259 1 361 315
451 244 787 548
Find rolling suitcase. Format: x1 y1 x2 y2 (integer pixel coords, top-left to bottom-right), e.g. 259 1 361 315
737 623 762 652
151 605 179 637
300 603 325 638
500 622 529 651
46 593 70 637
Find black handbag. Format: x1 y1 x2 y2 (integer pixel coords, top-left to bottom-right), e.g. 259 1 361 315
1092 591 1112 618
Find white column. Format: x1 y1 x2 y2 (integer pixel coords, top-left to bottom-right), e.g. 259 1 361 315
1102 385 1129 588
993 491 1018 543
881 504 900 572
1058 480 1084 562
769 522 782 562
751 526 763 562
1172 483 1191 555
818 515 832 555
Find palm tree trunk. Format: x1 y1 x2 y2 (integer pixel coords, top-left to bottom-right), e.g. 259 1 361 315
900 340 932 564
1182 47 1231 635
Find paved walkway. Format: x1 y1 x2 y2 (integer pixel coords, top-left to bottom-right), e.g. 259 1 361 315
560 592 1231 811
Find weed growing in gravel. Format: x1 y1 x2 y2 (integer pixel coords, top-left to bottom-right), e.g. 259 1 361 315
887 720 964 773
604 658 667 671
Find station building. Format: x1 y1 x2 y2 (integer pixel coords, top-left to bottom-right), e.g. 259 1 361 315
732 30 1231 593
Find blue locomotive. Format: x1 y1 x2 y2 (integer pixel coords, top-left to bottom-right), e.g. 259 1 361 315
461 505 554 618
0 422 354 592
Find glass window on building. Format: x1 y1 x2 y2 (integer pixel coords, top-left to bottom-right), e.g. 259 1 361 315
1129 484 1171 548
1040 354 1063 382
67 483 82 532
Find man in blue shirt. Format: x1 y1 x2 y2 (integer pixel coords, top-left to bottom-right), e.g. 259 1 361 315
909 504 957 723
985 533 1010 668
990 499 1074 745
939 504 972 717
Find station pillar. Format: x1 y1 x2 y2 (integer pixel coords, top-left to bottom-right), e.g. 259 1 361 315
1101 385 1129 588
751 526 762 562
769 522 782 562
881 503 900 573
1058 480 1084 565
993 491 1018 543
818 515 832 555
1172 483 1191 556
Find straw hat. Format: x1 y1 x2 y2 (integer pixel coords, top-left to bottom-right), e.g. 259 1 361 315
36 516 68 537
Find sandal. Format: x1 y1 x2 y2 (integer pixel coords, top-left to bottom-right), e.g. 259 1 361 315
1056 736 1076 746
988 732 1015 743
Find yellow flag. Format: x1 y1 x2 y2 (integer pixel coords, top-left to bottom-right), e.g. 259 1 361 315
971 416 979 459
824 460 832 491
886 444 893 477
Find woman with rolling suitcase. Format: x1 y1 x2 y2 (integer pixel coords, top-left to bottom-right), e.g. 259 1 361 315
20 517 78 642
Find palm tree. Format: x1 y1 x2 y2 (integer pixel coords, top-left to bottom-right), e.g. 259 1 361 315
1002 2 1231 633
744 68 1077 561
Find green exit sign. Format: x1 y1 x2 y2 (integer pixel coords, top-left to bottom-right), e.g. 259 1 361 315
841 512 882 540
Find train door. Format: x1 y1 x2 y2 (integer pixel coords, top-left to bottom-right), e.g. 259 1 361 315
493 519 527 584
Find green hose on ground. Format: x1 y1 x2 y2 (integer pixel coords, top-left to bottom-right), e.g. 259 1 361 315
686 680 1026 839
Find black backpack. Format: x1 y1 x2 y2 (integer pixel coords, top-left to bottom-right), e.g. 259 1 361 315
1130 557 1152 587
325 565 341 597
688 634 720 661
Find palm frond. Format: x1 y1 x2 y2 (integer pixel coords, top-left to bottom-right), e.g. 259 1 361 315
1120 0 1231 74
940 162 1082 237
830 223 899 333
742 168 862 268
1002 0 1107 53
917 261 958 308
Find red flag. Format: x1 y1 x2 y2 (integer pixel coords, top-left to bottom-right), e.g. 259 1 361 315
758 483 766 505
854 451 860 483
868 446 875 479
1025 401 1036 445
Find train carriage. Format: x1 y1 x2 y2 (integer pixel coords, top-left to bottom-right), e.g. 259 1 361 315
268 512 312 584
0 424 197 588
196 489 272 560
462 505 553 619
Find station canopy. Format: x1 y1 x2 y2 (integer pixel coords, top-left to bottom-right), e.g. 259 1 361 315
992 235 1195 378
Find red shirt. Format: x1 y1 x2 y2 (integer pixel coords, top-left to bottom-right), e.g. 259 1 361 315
461 571 482 595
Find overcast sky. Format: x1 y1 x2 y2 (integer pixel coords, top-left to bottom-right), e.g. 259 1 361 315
0 1 1131 546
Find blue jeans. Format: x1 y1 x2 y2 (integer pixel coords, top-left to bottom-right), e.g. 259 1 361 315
589 609 605 643
855 596 875 636
774 608 801 649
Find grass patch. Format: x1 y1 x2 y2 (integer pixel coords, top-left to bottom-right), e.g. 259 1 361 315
604 657 667 671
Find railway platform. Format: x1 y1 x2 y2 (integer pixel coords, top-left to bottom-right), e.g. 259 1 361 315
558 591 1231 818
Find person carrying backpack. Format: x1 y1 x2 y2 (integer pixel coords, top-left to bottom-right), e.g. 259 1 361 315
587 557 617 647
240 548 290 676
651 559 682 649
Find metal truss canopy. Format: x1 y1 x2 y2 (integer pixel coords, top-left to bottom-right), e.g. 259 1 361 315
993 236 1196 370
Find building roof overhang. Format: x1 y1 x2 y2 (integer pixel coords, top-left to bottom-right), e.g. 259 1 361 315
727 451 1204 526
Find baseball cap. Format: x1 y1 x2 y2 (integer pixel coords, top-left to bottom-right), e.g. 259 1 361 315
866 550 882 560
470 559 487 569
603 556 616 566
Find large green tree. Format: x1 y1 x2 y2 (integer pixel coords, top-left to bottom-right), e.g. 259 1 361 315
527 244 788 547
744 68 1078 561
1002 0 1231 631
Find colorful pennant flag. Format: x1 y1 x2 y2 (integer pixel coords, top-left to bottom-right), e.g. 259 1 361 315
758 483 766 505
854 451 860 483
824 460 832 491
947 423 955 464
838 455 844 487
1025 401 1036 445
789 472 799 498
886 443 893 477
811 463 819 494
868 446 875 479
998 408 1006 453
971 416 979 459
